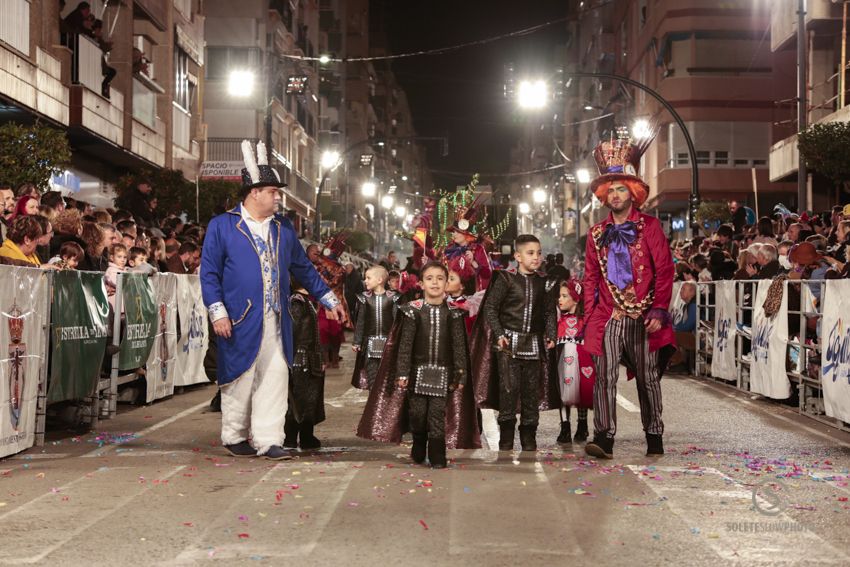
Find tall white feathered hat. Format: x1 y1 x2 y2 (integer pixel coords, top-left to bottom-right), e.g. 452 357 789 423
240 140 287 191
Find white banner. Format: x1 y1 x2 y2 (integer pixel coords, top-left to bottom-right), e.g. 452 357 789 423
750 279 790 399
669 282 684 325
0 267 50 459
821 280 850 422
711 281 737 381
174 276 210 387
145 274 179 402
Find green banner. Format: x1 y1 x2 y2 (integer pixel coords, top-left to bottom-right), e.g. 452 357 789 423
118 274 157 370
49 271 110 402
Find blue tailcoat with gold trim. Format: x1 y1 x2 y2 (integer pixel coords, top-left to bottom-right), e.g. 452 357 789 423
200 205 334 386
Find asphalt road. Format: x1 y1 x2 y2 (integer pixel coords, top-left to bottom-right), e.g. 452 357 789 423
1 345 850 565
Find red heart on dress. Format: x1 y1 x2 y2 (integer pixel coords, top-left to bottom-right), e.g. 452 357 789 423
563 356 575 365
581 366 593 378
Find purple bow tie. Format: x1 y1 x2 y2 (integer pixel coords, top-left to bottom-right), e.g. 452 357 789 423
600 221 637 290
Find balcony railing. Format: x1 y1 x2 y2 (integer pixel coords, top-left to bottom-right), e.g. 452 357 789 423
207 137 259 161
172 103 191 150
133 77 157 129
271 0 294 31
0 0 30 55
69 34 104 95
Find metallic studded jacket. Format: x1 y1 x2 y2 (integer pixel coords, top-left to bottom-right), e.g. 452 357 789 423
396 300 469 386
352 290 398 348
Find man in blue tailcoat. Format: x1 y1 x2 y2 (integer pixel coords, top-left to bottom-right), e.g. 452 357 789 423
201 141 345 459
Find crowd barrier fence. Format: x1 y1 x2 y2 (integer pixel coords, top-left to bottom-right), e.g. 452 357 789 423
0 265 210 459
691 278 850 433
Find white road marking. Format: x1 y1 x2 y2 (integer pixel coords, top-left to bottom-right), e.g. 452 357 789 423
169 461 361 563
688 378 850 449
325 387 369 408
0 465 185 564
9 453 71 460
82 400 210 458
616 393 640 412
627 465 848 563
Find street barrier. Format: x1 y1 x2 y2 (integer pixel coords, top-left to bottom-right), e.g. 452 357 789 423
0 267 214 459
693 278 849 432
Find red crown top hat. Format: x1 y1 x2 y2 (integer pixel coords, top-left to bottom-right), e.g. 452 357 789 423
589 127 654 207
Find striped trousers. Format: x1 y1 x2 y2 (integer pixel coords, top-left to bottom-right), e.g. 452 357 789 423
591 317 663 439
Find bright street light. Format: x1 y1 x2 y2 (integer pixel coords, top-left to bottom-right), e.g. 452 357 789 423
319 54 331 64
401 175 408 181
321 150 340 170
381 195 394 209
517 79 548 109
632 118 652 140
518 202 531 214
361 181 377 197
576 168 591 184
394 205 407 218
532 188 547 204
228 70 255 97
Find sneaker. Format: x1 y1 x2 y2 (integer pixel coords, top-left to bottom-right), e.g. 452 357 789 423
263 445 295 460
225 441 257 457
585 436 614 460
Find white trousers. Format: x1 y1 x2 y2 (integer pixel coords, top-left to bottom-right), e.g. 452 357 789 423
220 311 289 454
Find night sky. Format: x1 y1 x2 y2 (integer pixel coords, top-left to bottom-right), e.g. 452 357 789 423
380 1 569 189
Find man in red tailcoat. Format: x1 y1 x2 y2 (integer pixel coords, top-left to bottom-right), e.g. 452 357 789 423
581 134 675 460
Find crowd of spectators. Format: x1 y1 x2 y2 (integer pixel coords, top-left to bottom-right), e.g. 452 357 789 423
0 180 204 286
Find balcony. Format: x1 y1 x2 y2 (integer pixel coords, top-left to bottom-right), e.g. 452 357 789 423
271 0 295 32
69 34 104 95
0 46 69 125
69 86 124 146
769 104 850 182
172 103 191 150
134 0 168 31
131 116 166 167
207 137 258 161
290 171 316 209
0 0 29 55
771 0 841 52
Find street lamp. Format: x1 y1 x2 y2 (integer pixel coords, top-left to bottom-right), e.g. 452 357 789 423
228 70 255 97
319 54 331 64
532 188 547 204
576 168 591 184
321 150 340 170
517 79 548 109
518 202 531 214
394 205 407 218
381 194 394 209
632 118 652 140
361 181 377 198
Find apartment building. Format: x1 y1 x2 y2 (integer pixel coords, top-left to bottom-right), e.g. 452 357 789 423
563 0 796 235
0 0 205 205
203 0 320 234
769 0 849 211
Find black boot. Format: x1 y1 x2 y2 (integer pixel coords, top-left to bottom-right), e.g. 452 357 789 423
209 390 221 413
299 423 321 450
411 433 427 464
283 415 299 448
519 425 537 452
498 421 516 451
646 433 664 456
573 419 589 443
428 437 447 469
585 435 614 459
556 421 572 444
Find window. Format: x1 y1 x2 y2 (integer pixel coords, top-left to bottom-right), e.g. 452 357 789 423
174 47 192 112
638 0 647 28
668 122 770 169
696 151 710 165
715 151 729 165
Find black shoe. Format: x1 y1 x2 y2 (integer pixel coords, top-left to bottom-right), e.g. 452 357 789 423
498 421 516 451
428 437 447 469
585 435 614 459
556 421 572 444
225 441 257 457
411 433 427 464
573 418 589 443
209 390 221 413
263 445 295 460
283 416 299 448
299 423 322 450
518 425 537 452
646 433 664 456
